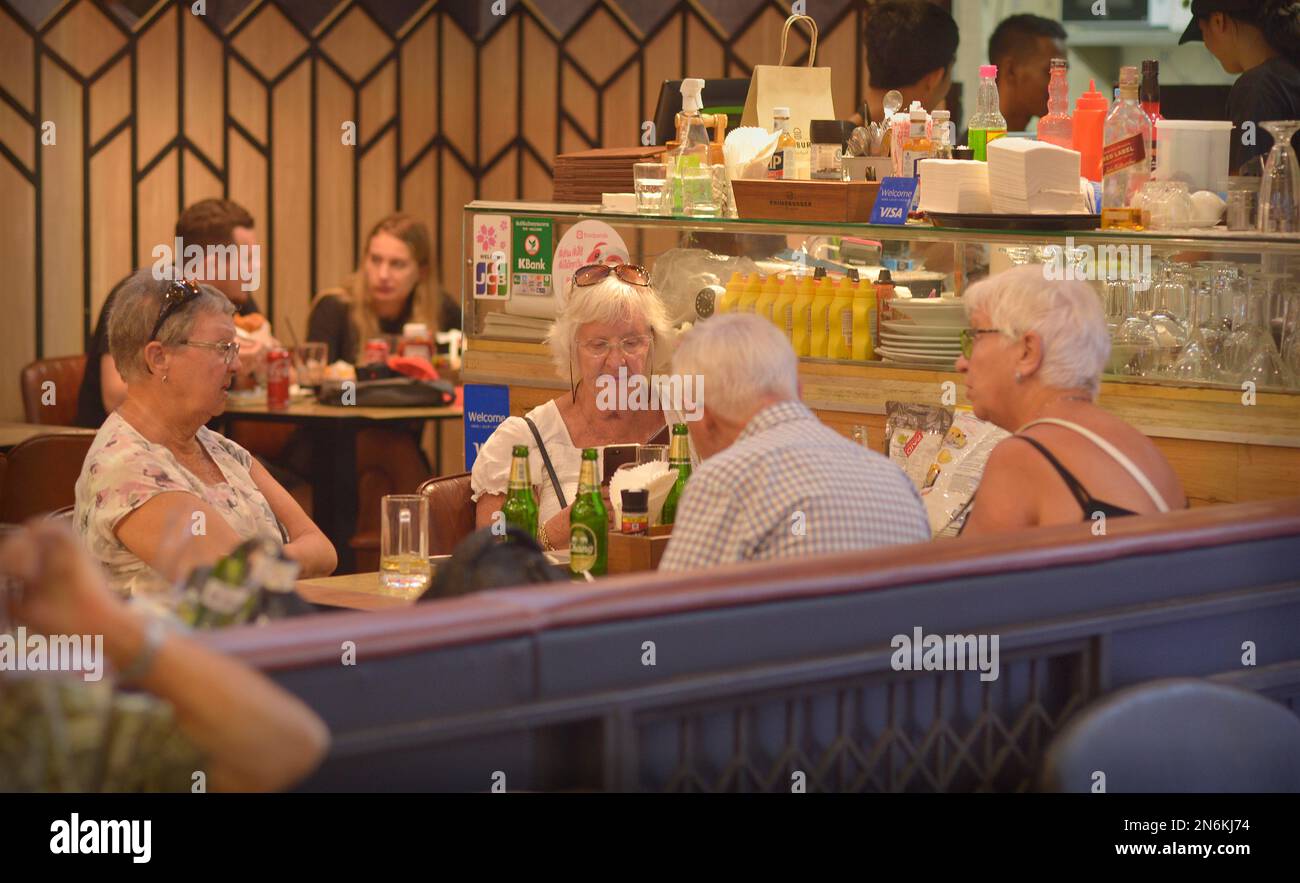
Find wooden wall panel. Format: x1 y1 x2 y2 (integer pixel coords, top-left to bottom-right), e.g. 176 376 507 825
601 65 640 152
440 22 476 165
272 62 312 343
182 148 224 208
399 150 437 259
520 149 551 202
521 16 557 167
229 3 306 83
183 11 224 168
686 13 725 81
135 5 177 167
358 129 397 255
315 60 354 294
0 6 34 111
642 15 682 134
439 152 474 301
479 147 516 203
479 17 517 164
561 60 595 146
228 58 267 145
41 1 125 79
136 148 177 267
569 7 634 86
359 60 395 146
88 57 129 147
0 102 33 171
227 134 267 281
818 9 861 122
89 131 131 326
399 13 437 167
40 57 83 358
0 159 36 421
319 5 390 83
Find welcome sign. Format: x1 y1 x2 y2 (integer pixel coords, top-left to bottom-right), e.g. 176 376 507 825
869 177 919 225
463 384 511 471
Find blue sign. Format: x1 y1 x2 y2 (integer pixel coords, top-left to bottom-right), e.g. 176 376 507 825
870 176 919 225
463 384 510 471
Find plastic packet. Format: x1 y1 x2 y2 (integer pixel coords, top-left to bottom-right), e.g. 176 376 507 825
919 408 1010 535
885 401 952 490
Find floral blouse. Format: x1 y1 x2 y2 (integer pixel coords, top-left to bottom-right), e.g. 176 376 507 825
75 412 283 600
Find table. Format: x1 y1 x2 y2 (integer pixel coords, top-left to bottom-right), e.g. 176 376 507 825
0 422 97 451
297 571 422 611
221 397 462 572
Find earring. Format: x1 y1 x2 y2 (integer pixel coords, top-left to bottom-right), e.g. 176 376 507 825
163 374 169 383
1014 371 1022 383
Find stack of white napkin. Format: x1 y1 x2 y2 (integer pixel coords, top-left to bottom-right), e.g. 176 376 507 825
916 160 991 213
987 138 1085 213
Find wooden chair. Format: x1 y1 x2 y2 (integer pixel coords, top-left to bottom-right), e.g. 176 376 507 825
418 472 476 556
0 434 95 523
20 354 87 426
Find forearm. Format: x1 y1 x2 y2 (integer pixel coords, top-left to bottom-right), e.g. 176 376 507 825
94 602 328 792
541 509 570 549
283 529 337 578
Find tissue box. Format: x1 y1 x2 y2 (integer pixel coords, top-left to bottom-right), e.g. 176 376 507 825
607 525 673 574
731 179 881 222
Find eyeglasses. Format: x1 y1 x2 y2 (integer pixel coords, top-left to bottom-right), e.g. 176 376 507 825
573 264 651 287
959 328 1001 359
150 279 203 341
182 339 241 366
576 335 651 358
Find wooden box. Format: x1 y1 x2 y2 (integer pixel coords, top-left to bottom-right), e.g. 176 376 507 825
606 525 673 574
731 178 881 223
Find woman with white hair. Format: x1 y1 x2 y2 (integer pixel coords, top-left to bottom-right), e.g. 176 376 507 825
471 265 675 550
956 264 1185 535
74 271 336 599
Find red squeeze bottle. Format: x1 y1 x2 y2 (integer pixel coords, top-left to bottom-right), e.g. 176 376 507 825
1072 79 1108 182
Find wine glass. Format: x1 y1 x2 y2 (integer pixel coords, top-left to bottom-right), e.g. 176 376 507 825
1169 287 1216 383
1258 120 1300 234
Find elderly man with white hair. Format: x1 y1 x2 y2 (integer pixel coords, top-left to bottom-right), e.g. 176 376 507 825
658 313 930 571
955 264 1185 535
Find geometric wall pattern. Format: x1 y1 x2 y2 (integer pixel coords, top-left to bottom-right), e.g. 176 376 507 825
0 0 906 420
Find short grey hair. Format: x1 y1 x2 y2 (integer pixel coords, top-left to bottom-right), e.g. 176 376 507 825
671 313 798 422
963 264 1110 395
546 275 674 383
108 268 235 381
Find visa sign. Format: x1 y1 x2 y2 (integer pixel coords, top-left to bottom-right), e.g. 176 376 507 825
869 177 919 226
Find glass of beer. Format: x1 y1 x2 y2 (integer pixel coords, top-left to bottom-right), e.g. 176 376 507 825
380 494 431 597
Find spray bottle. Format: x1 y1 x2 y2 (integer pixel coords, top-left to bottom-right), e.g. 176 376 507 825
665 78 713 215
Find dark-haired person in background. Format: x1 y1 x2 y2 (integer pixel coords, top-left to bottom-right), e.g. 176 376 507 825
855 0 960 125
76 199 268 428
1180 0 1300 172
988 13 1068 134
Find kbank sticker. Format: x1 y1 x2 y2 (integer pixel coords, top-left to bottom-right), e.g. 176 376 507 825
511 217 553 296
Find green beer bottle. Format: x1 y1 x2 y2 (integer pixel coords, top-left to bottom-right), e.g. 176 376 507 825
660 423 692 525
501 444 538 539
569 447 607 576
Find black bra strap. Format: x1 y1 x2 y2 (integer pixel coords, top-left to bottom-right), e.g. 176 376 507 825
1017 435 1094 513
523 416 567 510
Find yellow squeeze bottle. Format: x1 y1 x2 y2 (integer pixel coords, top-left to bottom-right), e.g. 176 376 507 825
718 271 744 314
772 274 799 341
755 273 781 323
825 276 857 360
851 275 876 361
737 272 763 314
791 273 816 356
808 277 835 358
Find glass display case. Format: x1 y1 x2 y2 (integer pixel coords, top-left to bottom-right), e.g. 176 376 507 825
460 200 1300 505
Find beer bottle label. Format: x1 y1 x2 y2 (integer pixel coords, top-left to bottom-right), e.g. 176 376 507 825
570 524 598 573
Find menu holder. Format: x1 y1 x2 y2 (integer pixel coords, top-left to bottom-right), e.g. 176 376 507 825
606 524 673 574
731 178 880 222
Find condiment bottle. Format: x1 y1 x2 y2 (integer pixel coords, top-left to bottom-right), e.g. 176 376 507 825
738 272 763 314
791 272 816 356
400 322 433 362
808 275 836 359
851 273 876 362
1072 78 1109 182
755 272 781 323
620 488 649 535
718 271 744 314
873 268 895 348
825 275 857 360
968 65 1007 161
772 274 799 340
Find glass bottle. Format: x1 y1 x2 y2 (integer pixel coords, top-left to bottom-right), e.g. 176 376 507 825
569 448 607 577
1140 59 1162 171
767 106 797 180
1101 66 1152 230
501 444 538 539
666 78 713 215
1037 58 1073 149
968 65 1007 162
660 424 692 525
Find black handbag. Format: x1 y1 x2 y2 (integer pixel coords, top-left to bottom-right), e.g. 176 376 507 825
317 377 455 407
423 526 567 600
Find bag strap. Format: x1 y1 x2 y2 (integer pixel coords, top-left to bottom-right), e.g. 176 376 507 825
523 416 568 510
778 14 818 67
1017 418 1171 513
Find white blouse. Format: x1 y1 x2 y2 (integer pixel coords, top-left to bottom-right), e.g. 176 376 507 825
470 399 676 526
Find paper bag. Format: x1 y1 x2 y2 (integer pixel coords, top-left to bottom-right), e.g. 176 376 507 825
741 14 836 144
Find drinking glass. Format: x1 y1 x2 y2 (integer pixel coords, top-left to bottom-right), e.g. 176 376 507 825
681 167 717 217
633 163 668 215
380 494 431 596
292 342 328 388
1257 121 1300 234
636 444 668 466
1169 287 1216 383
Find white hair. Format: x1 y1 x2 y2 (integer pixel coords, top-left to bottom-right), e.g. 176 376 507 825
545 274 673 382
108 269 235 381
671 313 798 423
963 264 1110 395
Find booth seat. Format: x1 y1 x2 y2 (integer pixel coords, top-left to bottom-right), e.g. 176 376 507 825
204 498 1300 792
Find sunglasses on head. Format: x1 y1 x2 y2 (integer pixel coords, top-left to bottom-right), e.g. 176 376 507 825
573 264 651 288
149 279 203 341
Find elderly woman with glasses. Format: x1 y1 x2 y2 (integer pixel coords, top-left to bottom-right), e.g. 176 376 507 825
471 264 677 550
955 265 1185 536
74 270 336 600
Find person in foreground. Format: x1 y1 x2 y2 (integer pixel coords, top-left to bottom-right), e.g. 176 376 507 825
75 271 336 601
0 521 329 792
472 265 677 550
658 314 930 571
956 265 1186 536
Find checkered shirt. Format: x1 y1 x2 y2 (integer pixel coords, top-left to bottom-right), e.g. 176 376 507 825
658 400 931 572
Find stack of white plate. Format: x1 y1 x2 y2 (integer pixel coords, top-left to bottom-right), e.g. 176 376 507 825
877 297 968 368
